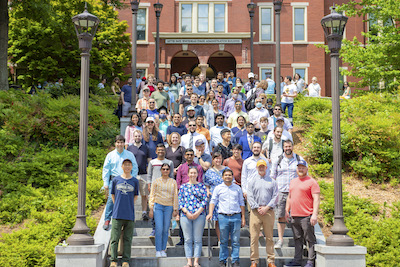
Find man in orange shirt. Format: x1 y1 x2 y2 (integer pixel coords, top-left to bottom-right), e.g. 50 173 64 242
285 160 320 267
223 144 244 186
196 115 211 143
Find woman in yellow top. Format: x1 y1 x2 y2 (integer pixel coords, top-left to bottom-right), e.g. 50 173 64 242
149 163 179 258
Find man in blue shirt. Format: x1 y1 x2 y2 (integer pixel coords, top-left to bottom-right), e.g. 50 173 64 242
266 75 276 95
102 135 138 230
217 71 230 96
120 77 133 117
207 169 245 267
166 113 187 139
109 158 139 267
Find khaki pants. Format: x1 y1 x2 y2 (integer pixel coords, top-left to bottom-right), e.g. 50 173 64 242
250 209 275 264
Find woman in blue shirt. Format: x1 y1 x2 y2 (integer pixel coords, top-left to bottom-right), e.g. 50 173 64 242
142 117 163 159
231 115 247 145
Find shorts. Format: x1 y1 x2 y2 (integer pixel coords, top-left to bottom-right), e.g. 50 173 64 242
137 175 149 196
122 102 131 116
276 192 289 218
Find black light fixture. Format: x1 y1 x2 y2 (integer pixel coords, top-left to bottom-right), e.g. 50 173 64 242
321 5 348 53
72 2 100 52
129 0 140 113
273 0 283 104
154 0 163 79
247 2 256 73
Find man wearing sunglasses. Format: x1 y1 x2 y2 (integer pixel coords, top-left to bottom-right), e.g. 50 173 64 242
181 121 210 154
267 104 293 134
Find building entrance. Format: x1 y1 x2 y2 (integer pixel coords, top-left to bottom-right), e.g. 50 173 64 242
207 51 236 77
170 51 199 76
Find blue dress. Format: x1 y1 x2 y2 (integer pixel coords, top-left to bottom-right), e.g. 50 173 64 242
204 167 229 221
178 183 208 218
143 132 164 159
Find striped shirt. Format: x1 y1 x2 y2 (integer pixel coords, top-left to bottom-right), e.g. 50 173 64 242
149 177 179 210
270 153 304 192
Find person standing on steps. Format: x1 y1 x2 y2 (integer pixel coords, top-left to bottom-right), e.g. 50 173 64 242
223 144 244 187
102 135 138 231
281 76 298 125
285 160 320 267
247 160 278 267
127 130 151 221
207 169 246 267
149 163 179 258
270 140 304 249
109 158 139 267
178 167 208 267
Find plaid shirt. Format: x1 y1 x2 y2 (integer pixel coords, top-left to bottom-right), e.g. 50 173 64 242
215 93 226 111
270 153 303 192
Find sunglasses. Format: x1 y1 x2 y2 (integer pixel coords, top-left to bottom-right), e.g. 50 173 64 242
274 108 281 111
189 125 196 127
161 168 170 171
186 154 194 156
147 121 154 124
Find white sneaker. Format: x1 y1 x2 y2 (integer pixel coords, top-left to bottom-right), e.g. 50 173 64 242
156 251 162 258
274 239 283 249
161 250 167 257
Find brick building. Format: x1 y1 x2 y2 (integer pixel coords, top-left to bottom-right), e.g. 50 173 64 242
118 0 365 96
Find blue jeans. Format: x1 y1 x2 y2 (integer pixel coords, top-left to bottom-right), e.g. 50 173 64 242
154 203 173 251
281 102 294 122
105 180 114 221
180 213 206 258
218 213 241 264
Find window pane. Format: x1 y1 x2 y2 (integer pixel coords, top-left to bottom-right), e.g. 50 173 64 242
181 4 192 32
261 25 271 41
261 8 271 24
295 69 306 80
214 4 225 32
137 9 146 41
294 8 304 24
295 25 304 41
261 68 272 80
198 4 209 32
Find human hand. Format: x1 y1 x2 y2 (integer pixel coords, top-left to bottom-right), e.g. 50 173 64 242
206 214 212 221
173 210 178 217
195 149 202 158
241 217 246 227
149 210 154 219
243 192 247 200
285 211 290 223
310 214 318 226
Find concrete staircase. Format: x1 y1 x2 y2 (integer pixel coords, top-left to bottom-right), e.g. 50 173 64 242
105 198 325 267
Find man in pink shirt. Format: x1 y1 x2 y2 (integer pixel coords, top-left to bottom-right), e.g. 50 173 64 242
285 160 320 267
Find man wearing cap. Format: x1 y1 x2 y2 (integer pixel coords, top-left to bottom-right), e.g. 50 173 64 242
102 135 138 230
183 93 205 120
285 160 320 267
266 117 293 142
247 160 278 267
249 97 270 131
181 121 210 154
244 72 256 94
270 139 304 249
210 114 229 150
136 86 155 111
194 139 212 172
181 106 197 128
213 128 233 161
268 104 293 133
109 158 139 267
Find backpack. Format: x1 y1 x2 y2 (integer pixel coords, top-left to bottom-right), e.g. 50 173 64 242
267 138 284 159
245 88 257 111
276 153 301 168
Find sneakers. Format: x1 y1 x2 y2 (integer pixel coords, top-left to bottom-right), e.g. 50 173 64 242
109 262 117 267
122 262 130 267
160 250 167 257
232 262 240 267
103 220 110 231
304 261 314 267
285 260 302 266
219 261 226 267
274 239 283 249
149 229 155 237
156 251 162 258
142 212 149 221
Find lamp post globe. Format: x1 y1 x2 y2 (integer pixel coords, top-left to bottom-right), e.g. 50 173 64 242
321 6 354 247
68 3 99 246
154 1 163 79
247 2 256 73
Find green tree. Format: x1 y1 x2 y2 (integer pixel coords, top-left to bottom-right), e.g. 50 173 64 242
8 0 131 86
0 0 9 90
338 0 400 91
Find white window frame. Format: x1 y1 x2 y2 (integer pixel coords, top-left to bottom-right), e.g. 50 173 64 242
179 2 228 33
291 63 309 84
258 63 276 81
137 6 149 44
258 4 274 43
291 3 308 43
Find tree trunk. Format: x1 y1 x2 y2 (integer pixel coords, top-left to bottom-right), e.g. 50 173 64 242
0 0 9 90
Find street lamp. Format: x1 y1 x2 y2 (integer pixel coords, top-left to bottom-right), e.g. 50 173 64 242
247 2 256 73
321 6 354 247
68 3 99 246
130 0 140 113
273 0 283 104
154 1 163 80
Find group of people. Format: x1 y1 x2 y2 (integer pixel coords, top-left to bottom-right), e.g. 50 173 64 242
104 71 321 267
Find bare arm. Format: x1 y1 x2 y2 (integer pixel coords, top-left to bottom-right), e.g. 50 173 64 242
111 194 115 203
310 193 320 226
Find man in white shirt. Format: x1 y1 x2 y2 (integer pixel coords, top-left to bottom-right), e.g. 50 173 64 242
262 126 284 164
307 77 322 97
249 97 270 130
266 117 293 142
210 114 229 150
281 76 298 124
268 104 293 133
181 121 210 154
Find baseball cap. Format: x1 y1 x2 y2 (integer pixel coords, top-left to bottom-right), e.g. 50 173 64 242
227 81 233 85
256 160 267 167
276 116 284 121
195 139 205 146
146 117 155 123
297 160 308 167
187 106 195 111
122 158 132 164
248 72 255 78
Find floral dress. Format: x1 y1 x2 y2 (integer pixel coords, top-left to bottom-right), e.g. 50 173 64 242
204 167 229 221
178 183 208 218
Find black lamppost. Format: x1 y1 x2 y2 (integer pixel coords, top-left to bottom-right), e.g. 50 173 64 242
130 0 140 113
321 6 354 247
154 1 163 80
247 2 256 73
68 3 99 246
274 0 283 104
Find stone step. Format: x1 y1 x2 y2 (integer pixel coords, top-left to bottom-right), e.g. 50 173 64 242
130 246 300 258
131 236 295 247
134 227 293 237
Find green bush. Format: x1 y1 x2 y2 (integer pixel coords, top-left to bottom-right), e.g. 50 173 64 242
295 93 400 183
319 180 400 266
